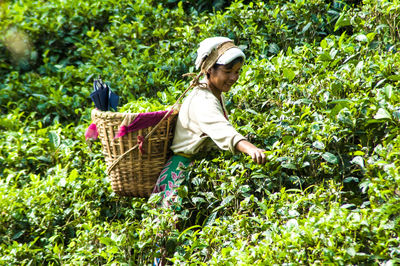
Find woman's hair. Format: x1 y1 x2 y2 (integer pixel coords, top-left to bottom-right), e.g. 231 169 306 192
207 56 244 78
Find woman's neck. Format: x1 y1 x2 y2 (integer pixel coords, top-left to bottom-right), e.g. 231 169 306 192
206 78 222 99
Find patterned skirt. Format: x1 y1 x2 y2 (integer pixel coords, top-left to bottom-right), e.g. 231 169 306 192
152 154 192 208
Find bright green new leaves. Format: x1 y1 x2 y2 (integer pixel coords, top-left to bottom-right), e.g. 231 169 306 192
283 68 296 83
334 12 351 32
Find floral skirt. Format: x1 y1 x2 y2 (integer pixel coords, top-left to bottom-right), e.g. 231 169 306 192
152 154 192 208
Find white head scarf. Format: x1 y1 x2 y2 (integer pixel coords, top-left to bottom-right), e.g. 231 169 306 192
195 37 245 70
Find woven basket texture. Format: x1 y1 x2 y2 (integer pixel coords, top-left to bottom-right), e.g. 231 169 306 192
91 109 177 197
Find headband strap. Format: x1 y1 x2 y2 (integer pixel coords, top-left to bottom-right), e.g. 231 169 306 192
200 41 237 74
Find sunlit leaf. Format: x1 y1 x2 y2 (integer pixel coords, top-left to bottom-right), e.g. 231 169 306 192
48 131 60 149
322 152 338 164
283 68 296 82
334 12 351 31
355 34 368 42
313 141 325 150
282 163 297 170
351 156 365 168
374 108 391 120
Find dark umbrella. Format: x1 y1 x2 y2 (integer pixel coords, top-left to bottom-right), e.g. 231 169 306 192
90 79 119 111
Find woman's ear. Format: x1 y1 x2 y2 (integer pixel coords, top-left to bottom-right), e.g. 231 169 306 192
206 68 213 79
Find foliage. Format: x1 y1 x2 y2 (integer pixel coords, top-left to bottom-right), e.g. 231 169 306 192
1 0 400 264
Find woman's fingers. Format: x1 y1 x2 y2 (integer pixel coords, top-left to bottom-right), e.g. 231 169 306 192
251 149 266 164
259 149 266 164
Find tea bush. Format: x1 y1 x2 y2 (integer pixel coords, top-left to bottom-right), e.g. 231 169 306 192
1 0 399 264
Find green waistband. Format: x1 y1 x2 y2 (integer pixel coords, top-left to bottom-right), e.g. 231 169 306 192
174 152 193 159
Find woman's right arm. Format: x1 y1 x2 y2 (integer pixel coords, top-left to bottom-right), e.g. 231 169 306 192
235 140 266 164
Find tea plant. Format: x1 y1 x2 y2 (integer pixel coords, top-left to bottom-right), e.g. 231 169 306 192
1 0 399 264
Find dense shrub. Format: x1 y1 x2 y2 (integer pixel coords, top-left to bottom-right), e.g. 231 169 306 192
1 0 399 264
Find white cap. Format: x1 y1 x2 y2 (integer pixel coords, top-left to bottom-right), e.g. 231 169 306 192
195 37 245 70
216 47 245 65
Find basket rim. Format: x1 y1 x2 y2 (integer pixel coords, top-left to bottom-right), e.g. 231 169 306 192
91 108 177 119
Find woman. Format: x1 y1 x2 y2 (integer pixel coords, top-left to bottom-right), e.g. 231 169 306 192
152 37 266 209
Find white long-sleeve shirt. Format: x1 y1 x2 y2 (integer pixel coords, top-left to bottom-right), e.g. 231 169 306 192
170 86 246 155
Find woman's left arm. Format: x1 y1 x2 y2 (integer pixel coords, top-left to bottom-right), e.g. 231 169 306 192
235 140 266 164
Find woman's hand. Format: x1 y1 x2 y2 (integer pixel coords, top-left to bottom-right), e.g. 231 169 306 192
235 140 266 164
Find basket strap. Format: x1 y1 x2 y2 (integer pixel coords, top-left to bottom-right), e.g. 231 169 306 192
106 72 203 175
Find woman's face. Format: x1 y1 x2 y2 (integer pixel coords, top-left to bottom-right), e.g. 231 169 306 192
208 61 243 94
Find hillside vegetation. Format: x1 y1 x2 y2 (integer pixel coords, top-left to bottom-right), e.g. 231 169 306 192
1 0 399 264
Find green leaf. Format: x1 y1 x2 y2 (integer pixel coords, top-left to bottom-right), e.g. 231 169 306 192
320 39 328 49
12 230 25 240
343 177 359 183
245 108 258 115
387 75 400 81
48 131 60 149
59 177 67 187
178 225 202 241
351 156 364 168
393 111 400 121
220 195 235 207
268 43 280 54
282 163 297 170
294 98 312 105
301 22 312 34
99 237 112 245
384 85 393 99
346 247 356 257
353 151 365 156
283 68 295 82
148 193 162 204
282 135 293 144
204 212 218 227
330 99 352 105
355 61 364 75
192 197 206 205
330 48 338 60
319 52 332 61
374 108 391 120
355 34 368 42
313 141 325 150
322 152 338 164
366 32 376 42
334 12 351 31
239 185 251 194
341 203 356 209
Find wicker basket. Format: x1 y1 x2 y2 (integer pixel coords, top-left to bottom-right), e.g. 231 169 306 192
91 108 178 197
